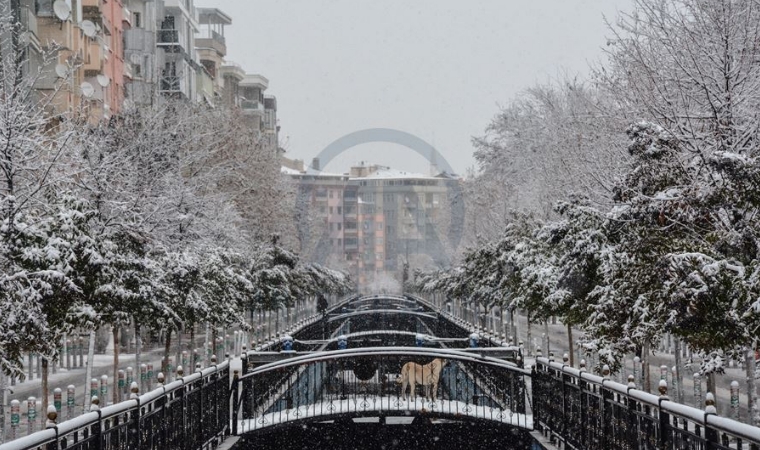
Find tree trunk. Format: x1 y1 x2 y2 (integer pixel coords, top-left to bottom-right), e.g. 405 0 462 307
163 329 172 376
112 326 119 405
567 322 574 367
674 337 684 404
85 330 96 403
41 357 49 415
134 322 141 390
211 327 218 360
189 326 196 369
642 341 651 393
175 325 183 376
749 343 760 426
526 317 532 356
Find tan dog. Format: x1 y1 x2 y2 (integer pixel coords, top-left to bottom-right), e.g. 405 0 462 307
397 358 445 401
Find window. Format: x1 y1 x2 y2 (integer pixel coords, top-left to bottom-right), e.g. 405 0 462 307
337 206 342 214
377 238 383 245
134 12 142 28
377 223 382 231
329 223 334 231
329 206 334 214
338 238 342 246
337 223 342 231
329 190 334 198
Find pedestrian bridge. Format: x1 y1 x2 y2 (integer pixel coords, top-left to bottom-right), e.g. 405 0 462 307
3 293 760 450
232 347 531 434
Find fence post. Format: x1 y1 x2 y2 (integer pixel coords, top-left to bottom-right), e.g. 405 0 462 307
66 385 75 420
27 396 37 435
531 364 541 432
658 380 671 448
627 376 638 449
704 392 719 448
10 399 19 440
232 370 240 436
128 382 140 449
53 388 62 417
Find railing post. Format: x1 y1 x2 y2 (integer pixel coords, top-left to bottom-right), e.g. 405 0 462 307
232 369 240 436
600 374 612 449
128 383 140 449
90 396 102 450
658 379 671 449
704 392 719 449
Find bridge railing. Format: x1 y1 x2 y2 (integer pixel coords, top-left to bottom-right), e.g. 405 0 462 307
0 361 230 450
533 358 760 450
233 347 531 433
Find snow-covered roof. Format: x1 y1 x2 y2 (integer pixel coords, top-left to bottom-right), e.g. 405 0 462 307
352 168 436 180
280 166 347 177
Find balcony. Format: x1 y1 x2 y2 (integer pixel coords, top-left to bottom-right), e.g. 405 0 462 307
196 29 226 57
159 75 188 100
157 29 184 53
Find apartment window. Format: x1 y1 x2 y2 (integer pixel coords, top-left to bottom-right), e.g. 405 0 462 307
338 239 342 246
134 12 142 28
376 223 382 231
337 223 342 231
319 206 326 214
337 206 342 214
329 223 334 231
329 190 334 199
329 206 334 214
377 238 383 245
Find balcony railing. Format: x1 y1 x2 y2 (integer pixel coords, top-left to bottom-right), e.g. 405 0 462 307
240 99 264 113
157 29 181 46
160 75 181 93
198 29 226 46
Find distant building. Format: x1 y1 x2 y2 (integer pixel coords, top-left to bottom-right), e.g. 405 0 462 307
283 158 460 288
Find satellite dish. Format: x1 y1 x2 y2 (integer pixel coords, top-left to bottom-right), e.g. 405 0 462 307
80 82 95 98
53 0 71 21
129 53 141 65
80 20 97 38
54 64 68 78
96 74 110 87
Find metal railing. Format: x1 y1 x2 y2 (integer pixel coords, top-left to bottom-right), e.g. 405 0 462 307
533 358 760 450
0 362 230 450
233 347 530 434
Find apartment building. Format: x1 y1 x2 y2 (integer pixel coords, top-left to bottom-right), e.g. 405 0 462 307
9 1 281 136
284 159 459 288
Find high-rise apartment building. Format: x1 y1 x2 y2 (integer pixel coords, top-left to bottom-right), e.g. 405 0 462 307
8 1 281 139
284 159 459 288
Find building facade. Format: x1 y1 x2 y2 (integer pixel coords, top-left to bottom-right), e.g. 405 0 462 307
7 1 279 127
284 160 459 288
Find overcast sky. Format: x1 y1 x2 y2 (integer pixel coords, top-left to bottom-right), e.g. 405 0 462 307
207 0 634 175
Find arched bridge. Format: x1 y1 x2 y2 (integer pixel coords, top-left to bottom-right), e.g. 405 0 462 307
232 347 530 433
